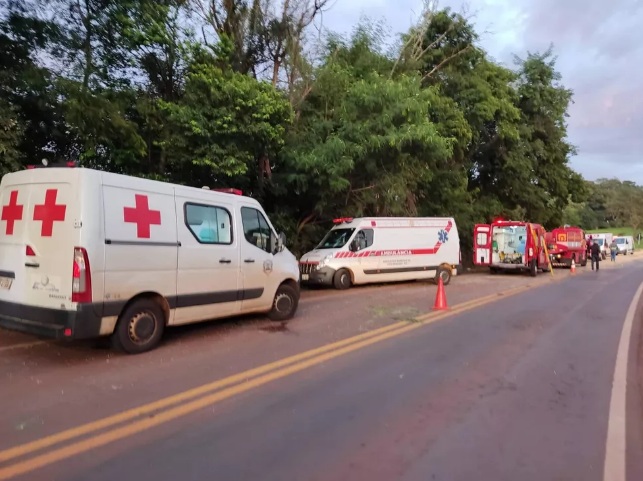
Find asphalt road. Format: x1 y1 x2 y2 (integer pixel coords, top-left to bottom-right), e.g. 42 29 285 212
1 258 643 480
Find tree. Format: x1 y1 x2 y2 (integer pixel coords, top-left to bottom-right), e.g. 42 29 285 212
159 45 293 191
274 27 456 252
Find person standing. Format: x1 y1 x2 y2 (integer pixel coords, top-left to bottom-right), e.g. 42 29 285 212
591 239 601 271
609 239 618 262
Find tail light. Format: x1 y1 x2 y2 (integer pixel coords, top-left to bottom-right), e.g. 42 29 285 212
72 247 92 303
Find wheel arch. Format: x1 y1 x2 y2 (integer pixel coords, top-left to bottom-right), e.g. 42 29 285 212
117 291 170 326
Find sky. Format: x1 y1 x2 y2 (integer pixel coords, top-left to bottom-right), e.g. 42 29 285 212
319 0 643 184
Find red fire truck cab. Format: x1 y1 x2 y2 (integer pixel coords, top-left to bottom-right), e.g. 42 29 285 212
546 226 587 268
473 219 549 276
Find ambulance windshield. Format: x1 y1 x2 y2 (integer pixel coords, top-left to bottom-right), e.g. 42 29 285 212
317 228 355 249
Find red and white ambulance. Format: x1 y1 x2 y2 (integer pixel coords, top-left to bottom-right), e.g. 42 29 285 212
0 166 300 353
473 218 549 276
299 217 461 289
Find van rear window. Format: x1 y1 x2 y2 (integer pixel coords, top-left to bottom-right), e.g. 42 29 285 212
184 203 232 244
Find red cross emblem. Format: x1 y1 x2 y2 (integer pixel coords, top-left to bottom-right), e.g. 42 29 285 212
1 190 24 235
33 189 67 237
123 194 161 238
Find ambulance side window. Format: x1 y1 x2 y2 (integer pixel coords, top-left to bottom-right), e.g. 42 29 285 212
184 203 232 245
354 229 374 250
241 207 272 253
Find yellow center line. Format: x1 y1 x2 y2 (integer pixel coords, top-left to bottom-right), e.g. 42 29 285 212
0 283 538 480
0 341 49 353
0 289 513 465
0 272 586 480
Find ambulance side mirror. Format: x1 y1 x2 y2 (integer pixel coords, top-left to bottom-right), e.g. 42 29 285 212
349 240 357 252
271 232 286 254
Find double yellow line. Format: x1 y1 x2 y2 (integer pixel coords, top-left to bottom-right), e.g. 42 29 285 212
0 280 550 480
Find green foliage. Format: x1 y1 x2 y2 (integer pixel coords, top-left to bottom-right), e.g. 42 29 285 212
159 47 293 187
0 0 632 262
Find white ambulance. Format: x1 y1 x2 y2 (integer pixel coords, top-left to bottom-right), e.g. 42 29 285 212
0 166 301 353
299 217 461 289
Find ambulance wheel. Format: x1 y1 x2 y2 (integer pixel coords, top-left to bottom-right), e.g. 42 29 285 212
529 260 538 277
113 299 165 354
333 269 352 290
435 266 451 285
268 283 299 321
581 256 587 267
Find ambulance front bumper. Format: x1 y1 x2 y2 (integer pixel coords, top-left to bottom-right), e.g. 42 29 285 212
0 300 102 340
300 266 336 286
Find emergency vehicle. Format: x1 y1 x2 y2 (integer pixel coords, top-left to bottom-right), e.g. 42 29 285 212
586 233 612 260
473 218 549 276
613 235 634 255
299 217 461 289
0 166 300 353
545 226 587 267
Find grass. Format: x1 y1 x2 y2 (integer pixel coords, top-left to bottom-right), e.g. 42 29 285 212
586 227 641 247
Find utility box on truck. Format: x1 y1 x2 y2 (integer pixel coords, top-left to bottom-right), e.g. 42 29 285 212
473 219 549 276
546 226 587 267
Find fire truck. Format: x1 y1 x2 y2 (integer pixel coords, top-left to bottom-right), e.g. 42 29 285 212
473 218 550 276
546 226 587 267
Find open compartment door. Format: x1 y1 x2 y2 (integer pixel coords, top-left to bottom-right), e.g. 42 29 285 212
473 224 492 266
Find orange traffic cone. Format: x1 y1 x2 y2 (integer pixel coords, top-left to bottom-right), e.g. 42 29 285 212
570 259 576 275
433 276 449 310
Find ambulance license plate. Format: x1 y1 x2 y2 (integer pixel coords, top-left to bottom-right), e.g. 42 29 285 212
0 276 13 290
301 274 309 281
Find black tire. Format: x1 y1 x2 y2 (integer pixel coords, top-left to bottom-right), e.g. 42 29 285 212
580 254 587 267
333 268 352 290
112 299 165 354
490 267 498 275
435 266 452 285
529 259 538 277
268 283 299 321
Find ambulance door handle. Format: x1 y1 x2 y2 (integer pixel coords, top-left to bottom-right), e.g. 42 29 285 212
244 259 255 263
219 259 232 264
25 262 40 268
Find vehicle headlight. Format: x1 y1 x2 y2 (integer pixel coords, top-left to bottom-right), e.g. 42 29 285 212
317 254 333 270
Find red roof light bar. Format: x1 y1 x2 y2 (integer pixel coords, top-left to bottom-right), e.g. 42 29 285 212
213 188 243 196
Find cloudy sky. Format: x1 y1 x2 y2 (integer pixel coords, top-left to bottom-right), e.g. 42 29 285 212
320 0 643 184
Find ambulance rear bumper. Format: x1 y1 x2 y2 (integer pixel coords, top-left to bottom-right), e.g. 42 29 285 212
0 300 102 340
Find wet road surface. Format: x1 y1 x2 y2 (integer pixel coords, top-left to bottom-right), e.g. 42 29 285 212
1 258 643 480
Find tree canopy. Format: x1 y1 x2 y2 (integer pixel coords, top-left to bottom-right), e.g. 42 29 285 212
0 0 635 259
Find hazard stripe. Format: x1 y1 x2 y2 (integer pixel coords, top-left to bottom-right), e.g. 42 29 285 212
333 221 453 259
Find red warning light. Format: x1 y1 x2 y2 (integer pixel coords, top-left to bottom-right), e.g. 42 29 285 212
213 188 243 196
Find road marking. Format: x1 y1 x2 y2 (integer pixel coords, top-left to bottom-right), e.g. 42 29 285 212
0 341 49 353
0 283 540 480
0 287 523 466
603 281 643 481
0 262 597 352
